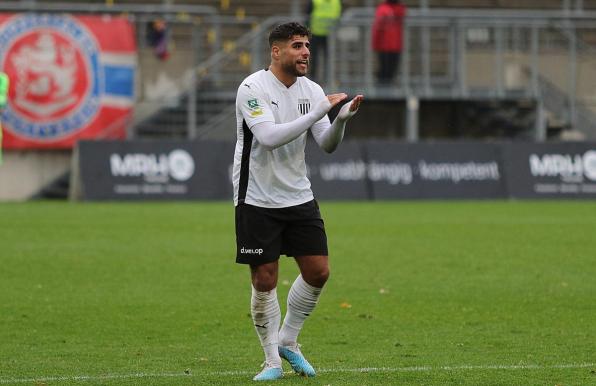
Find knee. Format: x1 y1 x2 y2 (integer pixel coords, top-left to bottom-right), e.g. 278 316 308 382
305 266 329 288
251 266 278 291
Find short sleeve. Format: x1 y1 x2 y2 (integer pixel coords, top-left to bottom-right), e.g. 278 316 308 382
236 81 275 128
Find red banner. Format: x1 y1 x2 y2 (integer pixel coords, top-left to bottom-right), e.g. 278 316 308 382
0 14 136 149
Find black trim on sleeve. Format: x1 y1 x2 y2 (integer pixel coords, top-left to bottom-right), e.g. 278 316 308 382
238 119 253 204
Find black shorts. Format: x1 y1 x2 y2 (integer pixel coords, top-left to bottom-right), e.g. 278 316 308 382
235 199 328 265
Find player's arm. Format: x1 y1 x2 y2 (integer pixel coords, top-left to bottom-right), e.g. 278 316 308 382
311 95 363 153
250 93 348 150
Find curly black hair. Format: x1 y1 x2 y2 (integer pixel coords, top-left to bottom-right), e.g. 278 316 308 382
268 22 311 47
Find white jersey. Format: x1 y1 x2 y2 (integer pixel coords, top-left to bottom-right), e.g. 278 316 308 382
232 69 329 208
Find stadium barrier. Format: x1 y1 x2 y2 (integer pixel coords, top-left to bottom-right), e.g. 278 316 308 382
70 140 596 201
503 142 596 198
70 140 234 201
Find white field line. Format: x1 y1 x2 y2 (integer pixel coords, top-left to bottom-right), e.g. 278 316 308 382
0 363 593 384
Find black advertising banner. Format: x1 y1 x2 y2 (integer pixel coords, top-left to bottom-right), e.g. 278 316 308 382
364 141 507 199
75 140 233 200
503 142 596 198
305 140 370 200
72 140 596 201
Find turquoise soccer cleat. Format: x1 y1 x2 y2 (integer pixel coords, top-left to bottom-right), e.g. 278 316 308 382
253 363 284 381
278 344 316 377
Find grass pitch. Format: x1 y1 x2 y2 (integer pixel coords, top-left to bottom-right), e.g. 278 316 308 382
0 200 595 385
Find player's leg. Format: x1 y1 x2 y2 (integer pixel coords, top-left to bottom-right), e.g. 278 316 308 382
310 35 326 81
279 255 328 346
319 36 329 83
280 255 328 344
277 200 329 377
235 203 285 381
387 52 399 83
250 262 284 380
278 255 327 377
295 254 329 287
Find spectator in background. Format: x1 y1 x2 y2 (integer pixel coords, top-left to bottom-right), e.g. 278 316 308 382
146 19 170 60
371 0 407 85
0 71 8 165
306 0 342 82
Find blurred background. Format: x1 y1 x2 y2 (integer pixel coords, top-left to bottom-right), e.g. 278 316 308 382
1 0 595 201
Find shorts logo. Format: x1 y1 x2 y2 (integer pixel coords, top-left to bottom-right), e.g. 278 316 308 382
298 99 310 115
241 247 264 255
0 14 100 140
247 98 263 117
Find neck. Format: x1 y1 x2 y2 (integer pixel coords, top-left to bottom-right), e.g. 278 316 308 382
269 63 296 88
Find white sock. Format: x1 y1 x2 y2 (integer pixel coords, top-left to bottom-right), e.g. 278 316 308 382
251 286 282 367
279 275 323 347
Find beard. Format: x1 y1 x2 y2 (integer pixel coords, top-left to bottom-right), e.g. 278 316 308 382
281 59 308 77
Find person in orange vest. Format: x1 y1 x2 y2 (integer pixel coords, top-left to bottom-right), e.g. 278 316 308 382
0 71 9 165
371 0 407 84
305 0 342 82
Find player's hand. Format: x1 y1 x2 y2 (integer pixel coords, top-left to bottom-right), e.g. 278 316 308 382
335 94 363 121
349 95 364 112
326 93 348 108
313 93 348 120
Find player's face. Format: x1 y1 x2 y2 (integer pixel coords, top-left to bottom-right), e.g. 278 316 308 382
279 35 310 77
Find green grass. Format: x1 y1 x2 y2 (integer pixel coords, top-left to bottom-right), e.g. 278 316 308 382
0 201 595 385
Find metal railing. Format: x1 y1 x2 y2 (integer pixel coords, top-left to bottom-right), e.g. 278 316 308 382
0 1 218 17
327 7 596 139
0 1 260 139
178 7 596 141
2 2 596 140
190 15 305 139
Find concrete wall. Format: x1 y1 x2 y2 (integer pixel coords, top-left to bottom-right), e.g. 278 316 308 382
0 150 72 201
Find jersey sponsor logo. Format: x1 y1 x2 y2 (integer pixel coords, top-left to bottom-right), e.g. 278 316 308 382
298 98 310 115
247 98 263 117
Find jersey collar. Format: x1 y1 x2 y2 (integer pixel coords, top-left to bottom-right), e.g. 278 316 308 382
265 68 299 90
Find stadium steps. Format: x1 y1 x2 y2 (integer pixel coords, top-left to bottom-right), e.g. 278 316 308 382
32 171 71 200
459 100 537 139
133 81 235 139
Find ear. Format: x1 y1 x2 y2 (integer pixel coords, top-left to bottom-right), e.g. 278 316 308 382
271 45 280 61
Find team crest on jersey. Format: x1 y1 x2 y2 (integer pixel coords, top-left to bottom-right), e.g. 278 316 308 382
247 98 263 117
298 99 310 115
0 14 100 140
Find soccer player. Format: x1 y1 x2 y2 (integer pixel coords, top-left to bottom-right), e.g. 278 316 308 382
232 22 363 381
